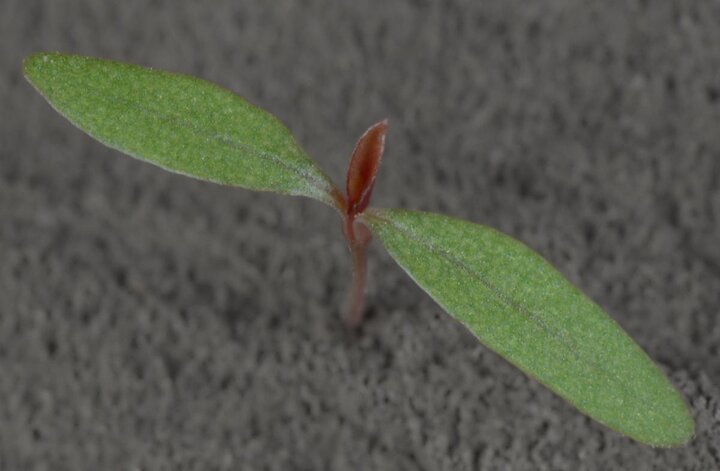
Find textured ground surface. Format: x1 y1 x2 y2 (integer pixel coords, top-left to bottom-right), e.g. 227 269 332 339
2 1 720 469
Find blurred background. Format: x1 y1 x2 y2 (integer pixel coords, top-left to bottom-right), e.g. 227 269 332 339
1 1 719 469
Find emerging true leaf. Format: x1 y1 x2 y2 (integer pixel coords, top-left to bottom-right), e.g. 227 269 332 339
346 119 387 216
363 208 694 447
23 52 338 205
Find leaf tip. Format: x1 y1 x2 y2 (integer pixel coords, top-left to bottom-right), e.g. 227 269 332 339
23 51 49 70
23 52 59 85
658 408 695 447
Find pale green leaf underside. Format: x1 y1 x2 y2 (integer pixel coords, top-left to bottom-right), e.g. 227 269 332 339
364 208 694 447
24 52 337 205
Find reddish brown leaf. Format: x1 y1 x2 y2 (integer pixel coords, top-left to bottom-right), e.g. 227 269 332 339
345 119 388 216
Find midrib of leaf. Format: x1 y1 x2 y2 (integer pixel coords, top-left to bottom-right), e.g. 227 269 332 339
38 66 334 200
366 211 652 414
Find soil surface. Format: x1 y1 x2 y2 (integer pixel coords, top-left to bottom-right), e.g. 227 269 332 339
1 1 719 469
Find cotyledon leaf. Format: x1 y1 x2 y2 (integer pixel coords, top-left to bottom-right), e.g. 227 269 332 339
362 208 694 447
23 52 338 206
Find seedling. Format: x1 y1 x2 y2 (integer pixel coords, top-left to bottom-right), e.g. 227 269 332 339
24 52 694 447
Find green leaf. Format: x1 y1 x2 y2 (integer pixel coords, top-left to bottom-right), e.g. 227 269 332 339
23 52 338 205
363 208 694 447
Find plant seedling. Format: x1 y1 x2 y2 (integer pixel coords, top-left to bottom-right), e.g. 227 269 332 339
24 52 694 447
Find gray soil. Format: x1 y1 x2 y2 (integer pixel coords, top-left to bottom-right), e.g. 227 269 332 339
1 1 719 469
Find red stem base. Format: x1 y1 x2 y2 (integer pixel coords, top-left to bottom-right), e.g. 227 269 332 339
343 215 372 328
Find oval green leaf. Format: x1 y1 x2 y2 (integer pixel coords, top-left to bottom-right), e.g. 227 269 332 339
23 52 338 205
363 208 694 447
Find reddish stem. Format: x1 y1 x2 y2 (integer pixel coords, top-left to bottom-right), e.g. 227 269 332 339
343 216 371 328
339 119 388 328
